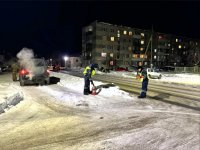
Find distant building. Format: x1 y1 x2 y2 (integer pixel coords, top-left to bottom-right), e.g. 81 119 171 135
69 57 81 68
82 20 200 69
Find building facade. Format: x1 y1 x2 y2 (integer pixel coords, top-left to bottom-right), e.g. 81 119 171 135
82 21 200 69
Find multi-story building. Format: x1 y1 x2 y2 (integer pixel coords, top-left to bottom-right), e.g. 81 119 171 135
82 21 200 69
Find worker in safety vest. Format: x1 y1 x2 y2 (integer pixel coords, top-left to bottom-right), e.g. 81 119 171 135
136 66 149 98
83 63 98 95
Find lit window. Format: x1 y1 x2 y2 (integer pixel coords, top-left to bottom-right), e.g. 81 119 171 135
90 53 92 56
168 44 171 47
154 56 157 59
133 54 138 58
128 47 132 51
141 33 145 37
111 37 115 41
110 53 114 57
101 53 107 57
129 31 132 35
178 45 182 49
123 30 127 35
117 33 120 37
117 30 120 34
140 54 144 58
172 48 174 50
154 49 157 52
140 47 144 51
139 62 142 66
176 38 178 42
88 28 92 31
145 55 147 58
141 40 144 44
144 62 147 65
88 26 93 31
110 61 114 66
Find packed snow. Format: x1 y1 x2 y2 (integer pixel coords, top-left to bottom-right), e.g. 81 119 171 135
0 72 199 150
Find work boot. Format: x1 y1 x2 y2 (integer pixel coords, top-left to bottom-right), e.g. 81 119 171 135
138 95 146 98
84 89 89 95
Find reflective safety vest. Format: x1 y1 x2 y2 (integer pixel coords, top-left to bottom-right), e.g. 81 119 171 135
83 66 96 77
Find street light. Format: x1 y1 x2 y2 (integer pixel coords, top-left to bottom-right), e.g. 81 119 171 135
63 56 69 68
50 59 52 67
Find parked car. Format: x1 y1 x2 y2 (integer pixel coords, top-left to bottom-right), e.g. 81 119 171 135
116 67 128 71
19 58 50 86
146 68 162 79
1 65 11 72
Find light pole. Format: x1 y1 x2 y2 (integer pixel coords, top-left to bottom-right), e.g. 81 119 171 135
64 56 69 68
50 59 52 67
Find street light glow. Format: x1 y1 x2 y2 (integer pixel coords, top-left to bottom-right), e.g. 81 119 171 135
63 56 69 68
64 56 68 61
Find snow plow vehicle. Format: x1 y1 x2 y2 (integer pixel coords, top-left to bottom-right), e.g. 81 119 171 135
19 58 50 86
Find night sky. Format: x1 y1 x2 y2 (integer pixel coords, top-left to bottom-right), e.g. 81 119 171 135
0 0 200 58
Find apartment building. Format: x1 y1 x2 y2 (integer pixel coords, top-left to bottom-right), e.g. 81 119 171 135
82 21 200 69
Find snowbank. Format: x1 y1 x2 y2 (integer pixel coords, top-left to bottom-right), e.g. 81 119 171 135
37 72 133 109
0 83 23 114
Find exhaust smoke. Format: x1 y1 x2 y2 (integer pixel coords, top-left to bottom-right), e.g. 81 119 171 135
16 47 36 73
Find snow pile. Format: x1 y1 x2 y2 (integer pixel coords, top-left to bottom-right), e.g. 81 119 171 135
0 83 23 114
51 72 131 98
37 72 132 109
161 73 200 85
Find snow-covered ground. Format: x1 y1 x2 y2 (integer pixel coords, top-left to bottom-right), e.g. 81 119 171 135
0 72 199 150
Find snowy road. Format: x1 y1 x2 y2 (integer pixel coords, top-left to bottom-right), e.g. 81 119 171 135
0 72 199 150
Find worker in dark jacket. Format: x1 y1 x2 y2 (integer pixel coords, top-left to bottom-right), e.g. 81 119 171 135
83 63 98 95
136 66 149 98
11 60 20 81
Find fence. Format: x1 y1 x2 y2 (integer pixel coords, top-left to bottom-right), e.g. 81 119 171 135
175 66 200 73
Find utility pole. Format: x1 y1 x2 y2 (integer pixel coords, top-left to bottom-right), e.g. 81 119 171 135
151 25 153 69
142 25 153 69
